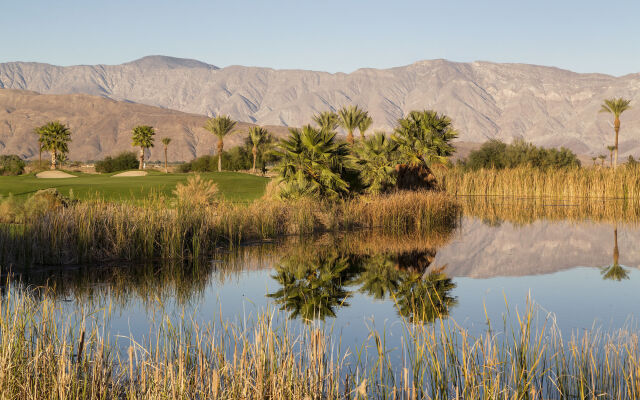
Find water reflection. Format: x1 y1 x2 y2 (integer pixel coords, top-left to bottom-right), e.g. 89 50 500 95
601 227 630 281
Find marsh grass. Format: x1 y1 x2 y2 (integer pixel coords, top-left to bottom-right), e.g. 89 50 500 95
442 166 640 198
0 191 460 265
2 286 640 399
460 196 640 225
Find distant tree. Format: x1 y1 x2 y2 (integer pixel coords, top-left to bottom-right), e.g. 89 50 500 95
607 145 616 168
463 139 580 170
32 128 45 165
358 115 373 140
161 137 172 173
36 121 72 170
337 105 367 145
95 152 139 173
312 111 339 133
592 156 597 166
598 154 606 166
248 126 269 173
0 155 26 176
600 98 632 168
203 116 237 172
131 125 156 170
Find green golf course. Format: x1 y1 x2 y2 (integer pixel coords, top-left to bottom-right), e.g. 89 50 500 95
0 171 270 202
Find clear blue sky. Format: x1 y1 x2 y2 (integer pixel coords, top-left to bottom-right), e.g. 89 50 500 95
2 0 639 76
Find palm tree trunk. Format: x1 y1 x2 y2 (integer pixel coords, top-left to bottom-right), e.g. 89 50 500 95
252 146 258 173
217 139 224 172
347 130 354 145
610 151 613 168
359 130 365 140
164 146 168 173
614 117 620 168
38 146 42 165
139 147 144 170
51 151 57 170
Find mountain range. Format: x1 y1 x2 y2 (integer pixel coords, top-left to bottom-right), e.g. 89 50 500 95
1 55 639 160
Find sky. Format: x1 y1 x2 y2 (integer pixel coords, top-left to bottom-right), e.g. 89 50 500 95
2 0 639 76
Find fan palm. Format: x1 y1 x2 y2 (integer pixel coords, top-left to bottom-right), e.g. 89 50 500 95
312 111 339 133
358 115 373 140
351 132 399 194
203 115 237 172
395 267 457 324
337 105 367 145
161 137 172 173
131 125 156 170
36 121 72 170
357 254 401 300
273 125 350 199
598 154 606 167
249 126 269 173
267 252 353 322
600 98 632 168
607 145 616 168
392 110 458 167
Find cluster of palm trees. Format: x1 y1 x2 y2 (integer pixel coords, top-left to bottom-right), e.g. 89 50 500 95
598 97 632 168
268 248 457 323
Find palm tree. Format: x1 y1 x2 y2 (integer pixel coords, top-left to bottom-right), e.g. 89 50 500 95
131 125 156 170
203 116 237 172
600 98 632 168
312 111 339 133
358 115 373 140
607 145 616 168
36 121 72 170
392 110 458 167
598 154 606 167
337 105 367 145
601 227 629 281
32 127 46 165
591 156 597 166
395 267 457 324
274 125 350 199
161 137 172 173
249 126 269 173
351 132 399 194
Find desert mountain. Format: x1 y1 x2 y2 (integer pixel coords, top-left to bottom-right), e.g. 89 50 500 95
0 89 288 161
1 55 639 157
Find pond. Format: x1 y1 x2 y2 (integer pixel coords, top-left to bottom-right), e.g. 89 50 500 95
6 198 640 353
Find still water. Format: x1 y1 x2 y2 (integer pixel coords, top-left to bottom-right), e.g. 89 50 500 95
7 199 640 349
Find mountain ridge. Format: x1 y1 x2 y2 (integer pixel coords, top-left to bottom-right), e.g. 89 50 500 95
1 56 639 157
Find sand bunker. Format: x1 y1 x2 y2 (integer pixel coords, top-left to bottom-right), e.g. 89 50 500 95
112 171 148 177
36 171 77 179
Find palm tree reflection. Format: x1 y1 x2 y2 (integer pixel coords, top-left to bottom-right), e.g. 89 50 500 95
601 227 630 281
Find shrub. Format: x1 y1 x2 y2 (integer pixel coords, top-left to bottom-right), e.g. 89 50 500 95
95 152 139 173
23 188 74 220
461 139 581 170
0 155 25 175
173 174 219 207
178 148 254 173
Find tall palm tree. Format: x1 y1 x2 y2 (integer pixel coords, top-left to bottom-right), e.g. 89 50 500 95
337 105 366 145
607 145 616 168
36 121 72 170
600 98 632 168
131 125 156 170
312 111 339 133
358 115 373 140
249 126 269 173
203 115 237 172
392 110 458 167
161 137 172 173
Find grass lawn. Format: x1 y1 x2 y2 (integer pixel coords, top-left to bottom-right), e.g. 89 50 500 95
0 171 269 202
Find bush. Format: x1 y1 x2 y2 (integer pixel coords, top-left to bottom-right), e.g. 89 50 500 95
95 152 139 173
173 175 219 207
0 155 25 175
461 139 581 170
178 148 254 173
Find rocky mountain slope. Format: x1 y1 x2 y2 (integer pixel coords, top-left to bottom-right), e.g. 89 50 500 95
1 55 639 157
0 89 288 161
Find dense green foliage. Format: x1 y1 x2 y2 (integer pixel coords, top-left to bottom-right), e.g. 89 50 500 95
0 155 26 175
351 133 399 194
94 151 139 173
392 110 458 166
460 139 581 170
34 121 72 169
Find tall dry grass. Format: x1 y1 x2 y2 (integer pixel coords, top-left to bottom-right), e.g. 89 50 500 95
441 166 640 198
2 286 640 399
0 191 460 265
